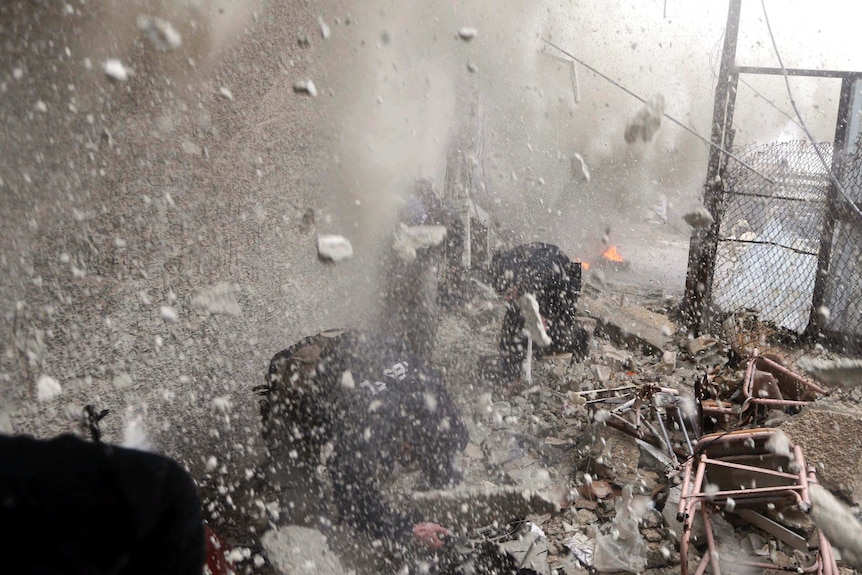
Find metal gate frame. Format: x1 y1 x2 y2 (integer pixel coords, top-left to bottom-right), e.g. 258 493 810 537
683 0 862 346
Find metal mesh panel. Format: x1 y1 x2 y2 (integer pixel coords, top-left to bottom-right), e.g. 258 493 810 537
823 136 862 336
711 141 831 333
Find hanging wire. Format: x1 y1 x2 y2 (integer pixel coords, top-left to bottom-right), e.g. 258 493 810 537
542 38 776 185
760 0 862 220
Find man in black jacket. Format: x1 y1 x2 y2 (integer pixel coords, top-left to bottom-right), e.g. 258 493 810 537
0 433 205 574
258 329 469 550
488 242 590 382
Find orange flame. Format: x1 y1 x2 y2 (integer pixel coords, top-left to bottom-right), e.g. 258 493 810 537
574 260 590 271
602 245 624 262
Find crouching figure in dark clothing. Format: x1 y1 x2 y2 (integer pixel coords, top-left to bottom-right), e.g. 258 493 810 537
489 242 590 381
0 433 205 575
257 329 469 551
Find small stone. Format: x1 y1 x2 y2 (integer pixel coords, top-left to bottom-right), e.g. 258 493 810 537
293 79 318 97
457 27 477 41
103 59 129 81
316 234 353 262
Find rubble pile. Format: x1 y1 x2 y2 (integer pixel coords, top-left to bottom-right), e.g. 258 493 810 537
418 279 862 575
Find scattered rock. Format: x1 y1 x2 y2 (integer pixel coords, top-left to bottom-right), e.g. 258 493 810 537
316 234 353 263
317 16 331 40
192 282 242 317
36 375 62 402
103 59 129 82
261 526 346 575
136 15 182 51
457 27 477 41
683 207 714 229
625 94 665 144
293 79 318 97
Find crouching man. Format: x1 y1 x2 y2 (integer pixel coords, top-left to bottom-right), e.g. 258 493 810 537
257 329 469 552
488 242 590 384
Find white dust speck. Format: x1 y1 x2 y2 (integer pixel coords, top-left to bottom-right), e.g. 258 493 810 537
765 429 792 457
318 16 331 39
293 79 318 97
340 370 355 389
103 59 129 82
136 15 182 51
34 100 48 113
36 375 62 402
160 306 178 322
212 396 233 414
13 67 24 80
817 306 831 322
457 27 477 41
122 409 150 450
423 392 438 413
317 234 353 262
218 86 233 101
593 408 610 423
725 497 736 511
192 282 241 317
206 456 218 472
112 372 133 389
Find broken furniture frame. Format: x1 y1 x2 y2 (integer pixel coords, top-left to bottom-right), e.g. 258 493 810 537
597 384 700 462
677 428 838 575
742 354 831 421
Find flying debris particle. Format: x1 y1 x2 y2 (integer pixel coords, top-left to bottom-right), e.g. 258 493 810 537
457 27 477 41
36 375 62 402
192 282 242 316
340 370 355 390
765 429 792 457
103 59 129 82
34 100 48 113
13 67 23 80
683 207 715 229
160 305 178 322
293 79 318 97
625 94 665 143
212 396 233 414
571 153 590 182
317 234 353 262
796 356 862 388
136 15 182 51
297 34 311 48
466 62 477 73
206 456 218 473
816 305 831 322
112 372 133 389
218 86 234 101
318 16 331 39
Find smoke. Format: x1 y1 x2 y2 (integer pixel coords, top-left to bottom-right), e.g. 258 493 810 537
309 0 855 265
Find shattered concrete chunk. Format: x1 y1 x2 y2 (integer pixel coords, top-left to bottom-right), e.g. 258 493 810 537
36 375 62 402
796 356 862 388
409 485 559 528
624 94 665 144
316 234 353 263
571 153 590 182
192 282 242 317
293 79 318 97
581 295 676 354
136 15 182 51
809 484 862 570
261 526 346 575
457 27 477 41
683 207 715 229
391 224 446 262
103 59 129 81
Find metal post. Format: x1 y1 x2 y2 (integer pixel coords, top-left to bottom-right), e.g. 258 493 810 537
806 76 854 337
682 0 742 332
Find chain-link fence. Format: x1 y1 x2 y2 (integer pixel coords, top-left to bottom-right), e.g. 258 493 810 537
710 141 831 334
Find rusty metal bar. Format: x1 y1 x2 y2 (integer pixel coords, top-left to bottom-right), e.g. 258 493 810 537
682 0 742 331
808 76 855 337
